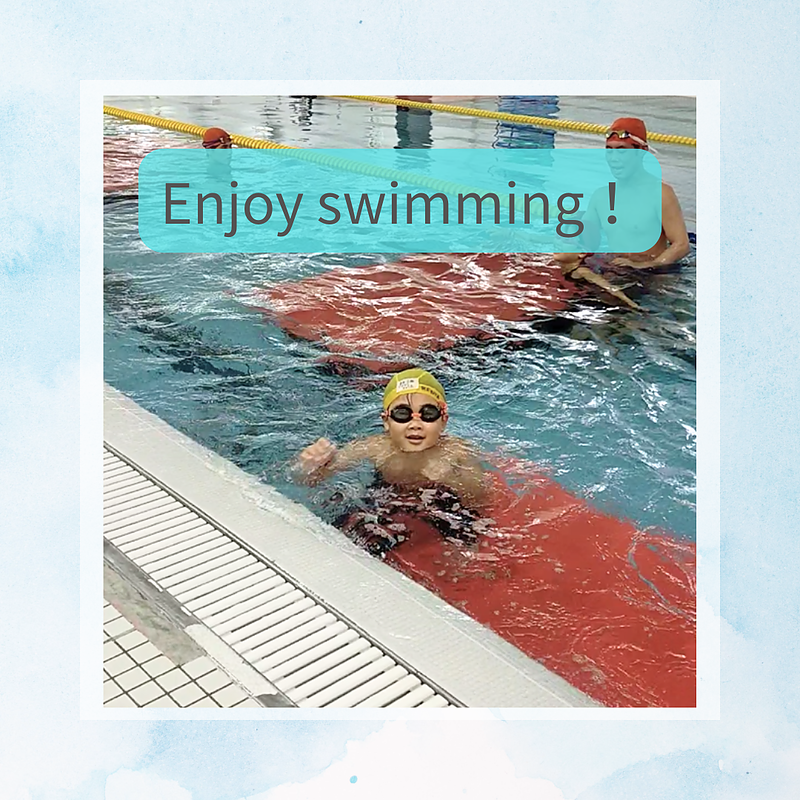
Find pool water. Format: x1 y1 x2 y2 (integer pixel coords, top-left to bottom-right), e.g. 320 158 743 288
104 96 698 706
104 95 696 542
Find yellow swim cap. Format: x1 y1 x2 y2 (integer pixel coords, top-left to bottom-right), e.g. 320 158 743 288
383 368 446 410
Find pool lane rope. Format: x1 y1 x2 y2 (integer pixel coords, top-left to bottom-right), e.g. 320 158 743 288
332 95 697 148
101 105 551 229
103 105 690 243
103 106 298 150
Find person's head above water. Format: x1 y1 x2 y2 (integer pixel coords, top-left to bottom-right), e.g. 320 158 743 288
382 368 448 453
606 117 649 150
202 127 233 149
605 117 655 182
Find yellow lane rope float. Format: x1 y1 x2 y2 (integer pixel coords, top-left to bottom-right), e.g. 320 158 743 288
332 95 697 148
103 105 567 248
103 106 297 150
102 106 542 212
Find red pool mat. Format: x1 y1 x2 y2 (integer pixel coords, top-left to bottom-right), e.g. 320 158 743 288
249 254 598 373
377 458 696 708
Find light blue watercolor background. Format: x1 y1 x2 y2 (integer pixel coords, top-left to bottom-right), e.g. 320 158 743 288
0 3 796 798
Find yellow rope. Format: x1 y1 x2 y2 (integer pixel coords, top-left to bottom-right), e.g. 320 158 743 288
102 105 562 244
102 105 524 206
333 95 697 148
103 106 297 150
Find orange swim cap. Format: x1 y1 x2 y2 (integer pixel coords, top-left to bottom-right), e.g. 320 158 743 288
202 127 232 147
607 117 648 147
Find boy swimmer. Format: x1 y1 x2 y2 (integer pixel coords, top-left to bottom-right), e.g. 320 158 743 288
297 368 489 512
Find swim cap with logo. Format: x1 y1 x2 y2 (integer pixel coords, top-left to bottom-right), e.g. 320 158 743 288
383 368 446 410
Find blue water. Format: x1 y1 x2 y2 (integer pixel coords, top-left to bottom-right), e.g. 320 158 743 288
103 96 696 540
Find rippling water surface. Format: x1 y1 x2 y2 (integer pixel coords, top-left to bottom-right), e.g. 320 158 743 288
104 96 696 541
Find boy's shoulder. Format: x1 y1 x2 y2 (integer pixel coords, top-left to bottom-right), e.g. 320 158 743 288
355 434 393 458
440 435 480 459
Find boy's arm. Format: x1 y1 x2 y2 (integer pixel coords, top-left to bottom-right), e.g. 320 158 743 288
295 435 382 485
451 457 490 511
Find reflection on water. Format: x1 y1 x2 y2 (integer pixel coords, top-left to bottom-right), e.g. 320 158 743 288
103 97 695 542
494 96 559 149
395 96 433 149
104 94 696 226
103 96 696 706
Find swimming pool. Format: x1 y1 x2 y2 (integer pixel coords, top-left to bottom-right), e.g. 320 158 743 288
104 94 696 540
103 95 697 705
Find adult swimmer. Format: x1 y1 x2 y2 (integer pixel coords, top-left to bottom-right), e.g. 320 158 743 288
555 117 691 309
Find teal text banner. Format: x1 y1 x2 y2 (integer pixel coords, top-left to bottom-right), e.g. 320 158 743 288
138 148 663 253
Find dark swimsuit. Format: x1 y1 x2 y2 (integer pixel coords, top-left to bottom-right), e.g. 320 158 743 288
333 476 484 559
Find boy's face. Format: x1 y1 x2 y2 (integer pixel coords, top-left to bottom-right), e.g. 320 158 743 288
383 392 447 452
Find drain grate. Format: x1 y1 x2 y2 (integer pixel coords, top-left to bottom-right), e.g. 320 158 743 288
103 446 458 708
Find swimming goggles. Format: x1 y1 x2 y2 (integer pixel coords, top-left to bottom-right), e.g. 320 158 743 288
202 138 233 149
605 130 648 148
385 404 444 423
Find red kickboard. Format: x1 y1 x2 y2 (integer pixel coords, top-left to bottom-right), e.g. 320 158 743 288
380 457 696 708
248 254 594 373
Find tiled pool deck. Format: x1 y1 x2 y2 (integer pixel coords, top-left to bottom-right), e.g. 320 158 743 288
103 599 262 709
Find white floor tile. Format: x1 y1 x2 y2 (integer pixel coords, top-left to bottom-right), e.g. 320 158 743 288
104 653 136 677
233 698 262 708
144 695 179 708
212 684 248 707
115 666 152 692
182 656 215 679
103 679 123 702
103 641 123 662
142 655 175 678
104 617 134 638
156 668 191 693
188 697 219 708
127 641 161 664
129 681 166 706
171 683 205 707
104 694 137 708
196 670 230 694
115 630 148 651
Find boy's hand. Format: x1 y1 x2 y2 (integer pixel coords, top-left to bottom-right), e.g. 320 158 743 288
298 438 337 476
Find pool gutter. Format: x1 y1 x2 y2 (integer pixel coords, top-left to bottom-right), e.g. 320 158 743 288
103 382 598 709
